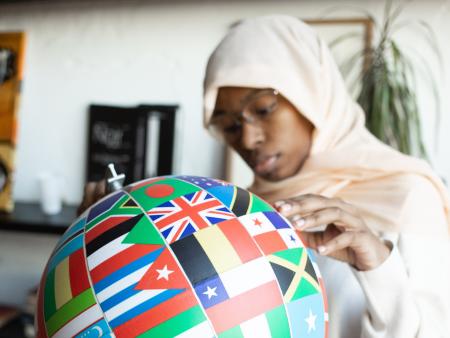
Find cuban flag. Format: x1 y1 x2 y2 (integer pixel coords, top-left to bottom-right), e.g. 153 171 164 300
148 190 235 243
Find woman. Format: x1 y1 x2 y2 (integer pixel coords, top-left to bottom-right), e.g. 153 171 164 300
79 15 449 338
203 15 449 337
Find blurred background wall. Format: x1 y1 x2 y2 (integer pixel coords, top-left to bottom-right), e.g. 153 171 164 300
0 0 449 307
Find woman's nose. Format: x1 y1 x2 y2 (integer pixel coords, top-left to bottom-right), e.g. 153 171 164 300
240 121 264 150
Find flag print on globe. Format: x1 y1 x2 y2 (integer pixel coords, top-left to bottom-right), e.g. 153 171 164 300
36 175 328 338
147 190 235 244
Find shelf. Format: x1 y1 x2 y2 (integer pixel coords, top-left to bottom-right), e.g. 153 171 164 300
0 202 77 234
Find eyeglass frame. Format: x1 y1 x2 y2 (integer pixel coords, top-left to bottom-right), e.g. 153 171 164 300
208 88 280 141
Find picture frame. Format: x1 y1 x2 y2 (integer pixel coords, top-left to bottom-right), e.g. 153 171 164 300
86 104 178 186
0 32 25 213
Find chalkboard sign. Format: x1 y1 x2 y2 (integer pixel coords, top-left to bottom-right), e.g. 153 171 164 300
86 104 177 185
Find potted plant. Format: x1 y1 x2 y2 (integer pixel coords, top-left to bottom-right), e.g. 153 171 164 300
330 0 442 159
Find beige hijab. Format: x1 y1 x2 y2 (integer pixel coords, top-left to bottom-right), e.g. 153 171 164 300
203 15 450 233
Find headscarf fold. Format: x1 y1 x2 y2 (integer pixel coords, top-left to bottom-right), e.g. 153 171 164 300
203 15 450 233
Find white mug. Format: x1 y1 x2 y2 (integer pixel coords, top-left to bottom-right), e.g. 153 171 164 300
38 173 62 215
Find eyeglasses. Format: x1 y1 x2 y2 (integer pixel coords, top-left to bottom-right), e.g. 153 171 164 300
208 88 280 142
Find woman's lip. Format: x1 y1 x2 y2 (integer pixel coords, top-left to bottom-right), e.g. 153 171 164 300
254 154 279 175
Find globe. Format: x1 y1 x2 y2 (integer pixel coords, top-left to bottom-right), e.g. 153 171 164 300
36 175 328 338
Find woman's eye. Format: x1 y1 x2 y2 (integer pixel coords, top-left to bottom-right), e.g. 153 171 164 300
255 107 271 116
255 102 277 116
224 123 241 134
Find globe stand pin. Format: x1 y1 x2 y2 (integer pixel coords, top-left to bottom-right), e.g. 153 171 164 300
105 163 125 193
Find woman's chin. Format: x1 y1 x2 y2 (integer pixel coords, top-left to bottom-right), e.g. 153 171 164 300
257 169 283 182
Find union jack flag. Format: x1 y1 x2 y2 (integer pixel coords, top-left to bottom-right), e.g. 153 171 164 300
148 190 235 243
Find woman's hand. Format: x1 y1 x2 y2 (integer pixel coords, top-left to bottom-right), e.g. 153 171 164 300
274 194 391 271
77 180 107 216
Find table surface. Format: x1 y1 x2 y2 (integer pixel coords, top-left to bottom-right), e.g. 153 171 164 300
0 202 77 234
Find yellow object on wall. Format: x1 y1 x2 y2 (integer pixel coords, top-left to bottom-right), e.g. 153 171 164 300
0 32 25 212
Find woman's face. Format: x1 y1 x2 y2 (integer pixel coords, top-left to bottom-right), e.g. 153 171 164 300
212 86 314 181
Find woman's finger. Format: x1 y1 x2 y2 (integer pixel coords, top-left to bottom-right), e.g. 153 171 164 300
77 183 94 216
77 181 105 216
294 194 358 216
84 182 97 204
318 231 357 256
94 180 106 201
296 224 341 249
275 194 357 219
274 194 324 217
298 230 327 250
290 207 364 231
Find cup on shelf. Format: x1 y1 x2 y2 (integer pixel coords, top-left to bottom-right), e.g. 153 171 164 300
38 173 63 215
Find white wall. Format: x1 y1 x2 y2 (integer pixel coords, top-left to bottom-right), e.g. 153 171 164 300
0 0 449 205
0 0 449 307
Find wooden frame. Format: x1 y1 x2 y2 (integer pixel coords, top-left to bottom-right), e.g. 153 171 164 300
0 32 26 213
304 17 374 71
225 17 374 188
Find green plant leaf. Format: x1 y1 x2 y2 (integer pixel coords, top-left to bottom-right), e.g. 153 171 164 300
333 0 440 160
